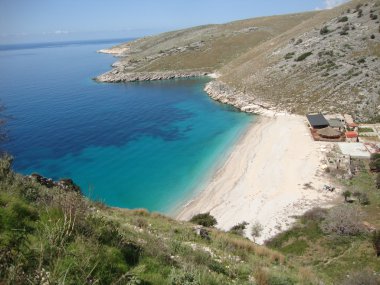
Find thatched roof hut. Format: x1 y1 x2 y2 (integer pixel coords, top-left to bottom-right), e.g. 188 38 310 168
317 127 341 139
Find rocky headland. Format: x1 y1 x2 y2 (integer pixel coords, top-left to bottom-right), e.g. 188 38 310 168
96 0 380 122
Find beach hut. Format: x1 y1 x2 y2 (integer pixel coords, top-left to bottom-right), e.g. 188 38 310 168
317 126 342 139
328 118 345 131
306 114 329 129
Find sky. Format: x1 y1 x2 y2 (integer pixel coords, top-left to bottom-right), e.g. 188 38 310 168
0 0 349 44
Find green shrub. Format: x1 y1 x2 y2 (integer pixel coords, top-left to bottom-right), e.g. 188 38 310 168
284 52 295 60
190 213 217 227
342 190 352 202
320 26 330 35
268 274 296 285
295 52 312 62
353 192 370 205
302 207 327 222
369 158 380 172
169 267 201 285
229 221 248 236
338 16 349 22
376 173 380 189
341 270 380 285
251 222 264 241
372 231 380 257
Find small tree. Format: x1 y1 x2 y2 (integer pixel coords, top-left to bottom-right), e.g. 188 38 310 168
229 221 248 236
190 212 217 227
322 205 364 235
376 173 380 189
373 231 380 257
342 190 352 202
251 222 264 242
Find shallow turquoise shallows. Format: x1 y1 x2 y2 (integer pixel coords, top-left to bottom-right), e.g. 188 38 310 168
0 39 254 213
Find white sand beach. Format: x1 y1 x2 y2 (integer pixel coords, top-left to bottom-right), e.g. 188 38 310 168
176 115 339 244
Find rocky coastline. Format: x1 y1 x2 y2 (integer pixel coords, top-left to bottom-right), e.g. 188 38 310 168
95 70 209 83
204 81 288 117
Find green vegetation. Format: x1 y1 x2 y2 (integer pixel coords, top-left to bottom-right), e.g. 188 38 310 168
295 52 313 62
338 16 349 23
359 127 374 132
369 153 380 172
189 212 217 227
228 221 248 236
320 26 330 35
266 162 380 284
1 155 312 284
284 52 295 60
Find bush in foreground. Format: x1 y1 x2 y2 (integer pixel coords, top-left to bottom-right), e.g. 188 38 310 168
341 270 380 285
189 212 217 227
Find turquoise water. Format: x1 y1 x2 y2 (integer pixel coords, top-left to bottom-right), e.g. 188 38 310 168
0 39 254 213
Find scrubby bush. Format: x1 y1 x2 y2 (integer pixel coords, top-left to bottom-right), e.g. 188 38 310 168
190 212 217 227
370 34 375 39
169 267 201 285
376 173 380 189
358 9 363 17
353 191 370 205
251 222 264 241
284 52 295 59
369 158 380 172
340 24 350 35
322 205 364 235
338 16 349 22
341 270 380 285
320 26 330 35
342 190 352 202
302 207 327 222
295 39 303 45
295 52 312 62
229 221 248 236
372 231 380 257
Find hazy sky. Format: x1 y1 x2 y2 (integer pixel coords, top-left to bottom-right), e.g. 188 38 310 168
0 0 348 44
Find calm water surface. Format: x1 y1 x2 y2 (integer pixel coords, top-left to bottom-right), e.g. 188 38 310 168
0 39 254 212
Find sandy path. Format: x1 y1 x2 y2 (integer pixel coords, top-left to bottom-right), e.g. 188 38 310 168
176 115 338 244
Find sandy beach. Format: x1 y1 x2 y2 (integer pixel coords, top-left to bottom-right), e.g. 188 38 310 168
176 115 339 244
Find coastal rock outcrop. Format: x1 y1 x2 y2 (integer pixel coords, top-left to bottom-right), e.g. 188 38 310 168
205 81 287 117
96 70 209 83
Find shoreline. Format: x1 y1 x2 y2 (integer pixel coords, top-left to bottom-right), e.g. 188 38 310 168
176 114 340 244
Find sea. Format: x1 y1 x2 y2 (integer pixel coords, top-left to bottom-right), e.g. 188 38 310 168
0 38 254 213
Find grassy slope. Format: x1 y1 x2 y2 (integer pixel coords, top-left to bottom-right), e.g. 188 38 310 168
0 157 313 285
265 160 380 284
107 11 319 73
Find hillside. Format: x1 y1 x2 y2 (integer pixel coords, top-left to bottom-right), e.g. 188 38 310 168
97 0 380 121
0 155 315 284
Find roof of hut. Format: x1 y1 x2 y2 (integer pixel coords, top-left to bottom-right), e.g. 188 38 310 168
317 127 341 138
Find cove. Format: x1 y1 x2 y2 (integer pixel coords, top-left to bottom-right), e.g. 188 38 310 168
0 39 254 213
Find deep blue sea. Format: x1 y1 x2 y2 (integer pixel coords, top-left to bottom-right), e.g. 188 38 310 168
0 38 254 213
